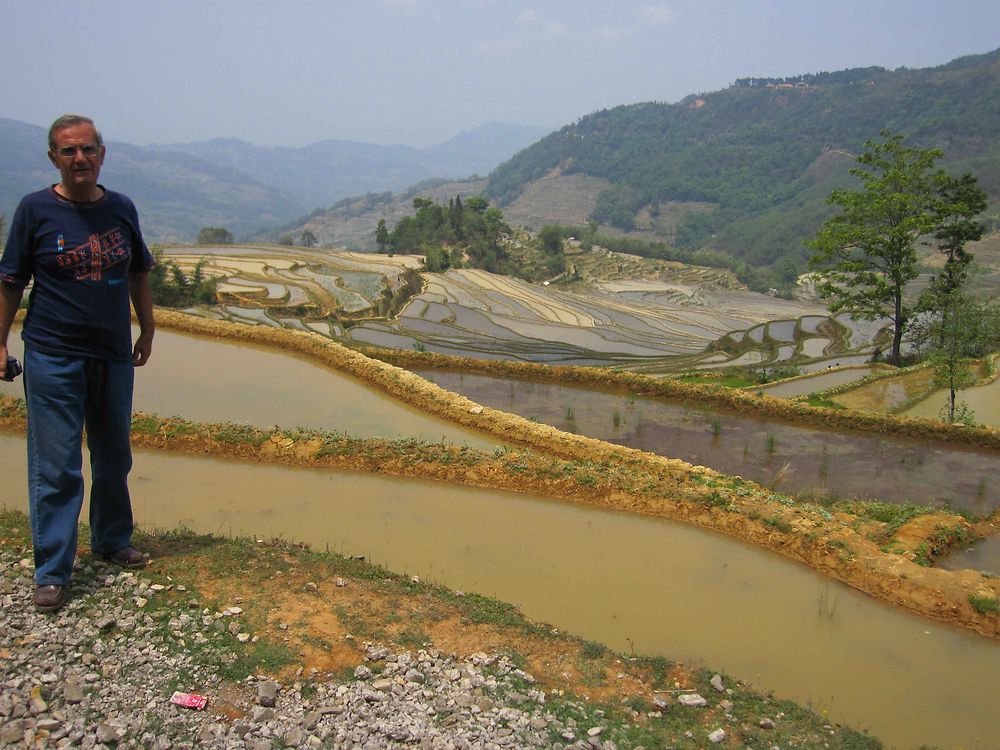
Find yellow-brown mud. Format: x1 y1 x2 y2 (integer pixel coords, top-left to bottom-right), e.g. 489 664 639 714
2 308 997 639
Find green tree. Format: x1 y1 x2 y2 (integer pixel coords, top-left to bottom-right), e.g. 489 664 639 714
464 196 489 214
277 234 294 246
423 245 451 273
924 291 998 424
375 219 390 254
928 173 988 299
300 229 318 248
539 225 564 255
196 227 234 245
449 195 465 240
149 250 218 307
807 131 977 365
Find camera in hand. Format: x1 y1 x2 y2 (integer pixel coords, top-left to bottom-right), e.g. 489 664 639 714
2 357 21 382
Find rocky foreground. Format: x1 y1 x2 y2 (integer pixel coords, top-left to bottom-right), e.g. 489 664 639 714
1 548 664 750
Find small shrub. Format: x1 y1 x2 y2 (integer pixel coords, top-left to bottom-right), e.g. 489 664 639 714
968 594 1000 615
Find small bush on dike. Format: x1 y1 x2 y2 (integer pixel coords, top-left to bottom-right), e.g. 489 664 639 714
969 594 1000 615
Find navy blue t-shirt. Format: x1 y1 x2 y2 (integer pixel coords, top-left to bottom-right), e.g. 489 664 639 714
0 186 155 360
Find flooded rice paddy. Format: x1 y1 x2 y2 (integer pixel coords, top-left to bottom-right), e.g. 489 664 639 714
755 366 878 398
0 326 497 451
0 434 998 750
903 376 1000 429
416 371 999 515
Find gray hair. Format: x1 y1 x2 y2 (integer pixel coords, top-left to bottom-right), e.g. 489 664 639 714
48 114 104 150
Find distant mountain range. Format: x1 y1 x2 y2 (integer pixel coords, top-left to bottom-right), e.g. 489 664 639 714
286 49 1000 288
0 120 548 243
481 49 1000 283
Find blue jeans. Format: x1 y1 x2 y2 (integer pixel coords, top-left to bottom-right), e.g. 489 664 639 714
24 348 136 585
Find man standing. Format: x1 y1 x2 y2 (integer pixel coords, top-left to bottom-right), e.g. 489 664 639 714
0 114 156 613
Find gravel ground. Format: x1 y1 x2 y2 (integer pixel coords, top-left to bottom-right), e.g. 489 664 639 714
0 547 646 749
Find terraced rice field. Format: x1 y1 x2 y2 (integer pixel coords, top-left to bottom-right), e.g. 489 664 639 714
350 269 854 368
163 246 422 321
162 246 892 373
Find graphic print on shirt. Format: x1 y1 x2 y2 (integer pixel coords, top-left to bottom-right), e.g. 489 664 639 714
55 227 130 281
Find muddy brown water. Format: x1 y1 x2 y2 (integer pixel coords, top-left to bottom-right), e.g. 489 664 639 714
0 326 497 450
416 371 999 515
0 435 997 750
903 376 1000 430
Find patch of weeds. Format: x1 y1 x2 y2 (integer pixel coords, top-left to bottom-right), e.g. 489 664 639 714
396 627 432 650
968 594 1000 615
460 592 525 629
828 538 856 562
577 473 598 487
768 493 797 508
575 656 608 687
836 501 932 540
704 490 731 509
219 640 297 682
211 423 266 446
0 395 27 418
161 419 200 438
503 648 528 671
912 543 933 567
612 410 621 428
635 655 673 689
623 695 647 713
804 394 846 409
927 523 970 555
763 515 792 533
580 640 606 659
130 413 160 434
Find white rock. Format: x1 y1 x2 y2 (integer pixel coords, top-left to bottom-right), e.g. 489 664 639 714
678 693 708 707
708 728 726 743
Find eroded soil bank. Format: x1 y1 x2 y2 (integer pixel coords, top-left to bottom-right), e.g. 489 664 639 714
3 308 997 638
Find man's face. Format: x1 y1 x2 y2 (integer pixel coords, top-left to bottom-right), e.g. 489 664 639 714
48 122 105 195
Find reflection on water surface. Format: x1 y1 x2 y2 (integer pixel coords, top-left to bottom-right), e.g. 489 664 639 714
417 370 999 514
0 435 997 750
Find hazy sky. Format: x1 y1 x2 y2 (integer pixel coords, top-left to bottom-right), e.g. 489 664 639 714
2 0 998 148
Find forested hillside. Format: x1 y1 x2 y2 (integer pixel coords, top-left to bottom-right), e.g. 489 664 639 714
485 49 1000 287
